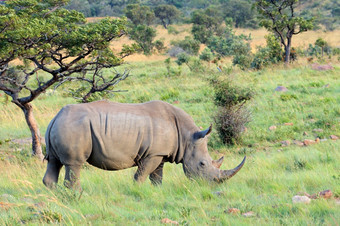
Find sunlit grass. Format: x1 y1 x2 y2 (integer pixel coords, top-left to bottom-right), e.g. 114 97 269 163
0 41 339 224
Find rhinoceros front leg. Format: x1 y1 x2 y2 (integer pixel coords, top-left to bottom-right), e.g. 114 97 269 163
149 162 164 185
134 156 163 184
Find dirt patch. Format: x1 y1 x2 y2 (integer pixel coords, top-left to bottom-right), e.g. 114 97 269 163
10 138 45 145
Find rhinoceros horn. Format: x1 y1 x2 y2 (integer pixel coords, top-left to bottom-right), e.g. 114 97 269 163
194 125 212 139
217 156 246 182
212 156 224 168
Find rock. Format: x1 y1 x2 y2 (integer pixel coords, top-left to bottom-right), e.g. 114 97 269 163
312 128 323 132
336 199 340 206
226 208 240 215
275 86 288 92
213 191 225 196
281 140 291 147
311 64 334 71
303 131 308 136
269 125 277 131
293 140 304 147
319 190 332 199
292 195 311 204
242 211 256 217
284 122 293 126
0 194 15 202
161 218 179 225
330 135 339 140
323 84 330 88
303 139 316 146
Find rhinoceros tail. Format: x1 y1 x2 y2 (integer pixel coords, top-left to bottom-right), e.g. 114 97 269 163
44 115 58 162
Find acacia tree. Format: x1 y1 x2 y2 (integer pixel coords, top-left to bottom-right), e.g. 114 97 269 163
154 4 180 29
0 0 137 160
191 8 224 44
254 0 313 63
125 4 155 26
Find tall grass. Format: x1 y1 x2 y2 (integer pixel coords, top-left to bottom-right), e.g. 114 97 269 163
0 37 339 224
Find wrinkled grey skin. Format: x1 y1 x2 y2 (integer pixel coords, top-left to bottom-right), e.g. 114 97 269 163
43 100 245 189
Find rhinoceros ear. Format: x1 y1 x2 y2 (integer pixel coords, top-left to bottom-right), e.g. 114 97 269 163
194 124 212 139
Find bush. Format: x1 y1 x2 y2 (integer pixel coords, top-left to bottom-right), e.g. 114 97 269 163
199 48 214 62
214 104 251 145
171 36 200 55
154 40 167 53
175 53 190 66
233 54 252 70
212 79 253 145
251 34 283 70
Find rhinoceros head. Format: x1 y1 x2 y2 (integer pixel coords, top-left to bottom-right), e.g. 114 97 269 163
182 125 246 182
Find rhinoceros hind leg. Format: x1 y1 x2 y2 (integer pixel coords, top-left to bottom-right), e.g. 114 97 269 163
64 165 82 191
149 162 164 185
134 156 163 183
43 158 63 188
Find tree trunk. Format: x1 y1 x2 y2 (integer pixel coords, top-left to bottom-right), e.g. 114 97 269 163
284 37 292 64
21 103 44 160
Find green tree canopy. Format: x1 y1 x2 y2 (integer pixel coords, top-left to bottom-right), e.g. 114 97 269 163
191 7 224 44
154 4 181 29
125 4 155 26
0 0 136 159
254 0 313 63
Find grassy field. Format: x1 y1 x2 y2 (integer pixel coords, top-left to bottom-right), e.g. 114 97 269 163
0 24 340 224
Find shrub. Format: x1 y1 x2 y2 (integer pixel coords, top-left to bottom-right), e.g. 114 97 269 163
171 36 200 55
154 40 167 53
212 79 253 145
250 34 284 69
214 103 251 145
233 54 252 70
175 53 190 66
199 48 214 62
213 79 253 108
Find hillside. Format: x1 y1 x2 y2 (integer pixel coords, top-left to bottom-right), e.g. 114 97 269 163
1 46 339 224
67 0 340 30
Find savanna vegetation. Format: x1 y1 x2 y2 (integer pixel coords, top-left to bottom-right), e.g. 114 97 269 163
0 0 339 225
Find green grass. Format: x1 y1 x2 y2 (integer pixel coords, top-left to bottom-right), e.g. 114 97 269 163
0 61 339 224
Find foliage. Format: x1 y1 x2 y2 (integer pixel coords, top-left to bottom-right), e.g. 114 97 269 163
0 0 135 158
199 48 214 62
251 34 284 69
221 0 259 28
175 53 190 66
190 8 224 44
125 4 155 26
254 0 314 63
212 78 253 145
207 25 251 57
171 36 200 55
154 4 181 29
1 59 340 224
154 40 167 53
129 24 157 55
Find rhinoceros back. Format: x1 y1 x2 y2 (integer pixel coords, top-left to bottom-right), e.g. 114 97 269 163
46 100 185 170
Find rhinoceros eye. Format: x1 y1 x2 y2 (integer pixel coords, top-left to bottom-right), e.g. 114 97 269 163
199 161 207 167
